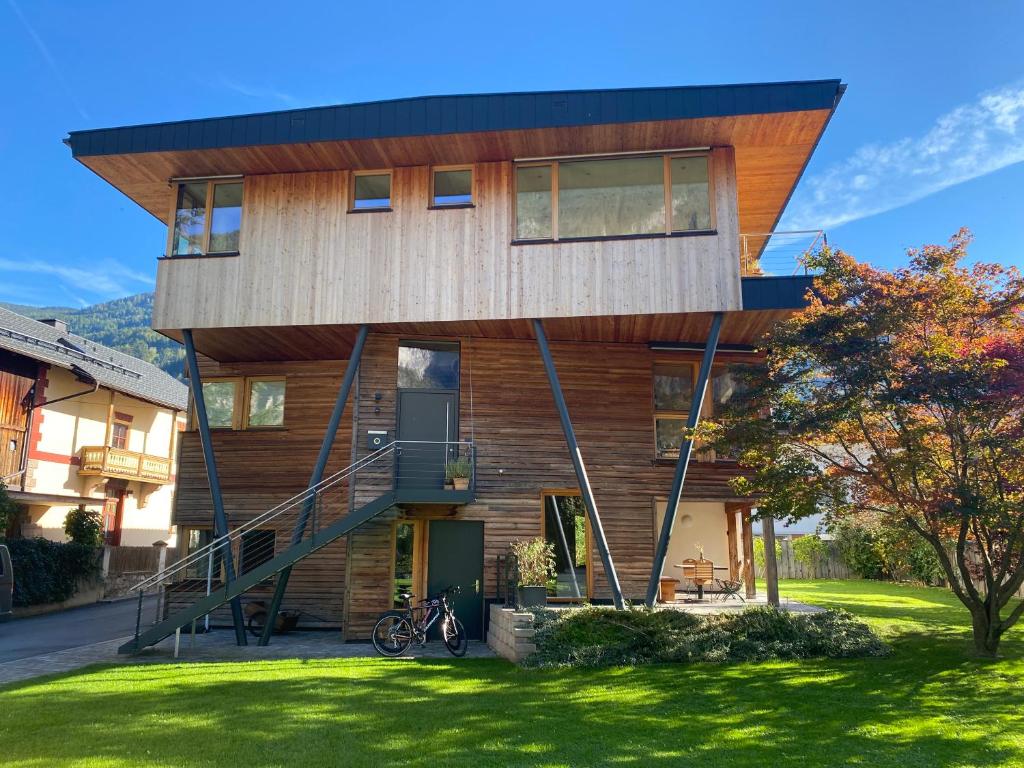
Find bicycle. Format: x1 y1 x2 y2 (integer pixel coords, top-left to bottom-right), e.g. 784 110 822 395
372 585 467 657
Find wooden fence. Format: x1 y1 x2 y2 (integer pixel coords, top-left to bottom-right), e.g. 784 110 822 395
104 546 161 576
755 537 853 580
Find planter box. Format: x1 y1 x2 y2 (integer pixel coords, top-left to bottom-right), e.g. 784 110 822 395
517 585 547 609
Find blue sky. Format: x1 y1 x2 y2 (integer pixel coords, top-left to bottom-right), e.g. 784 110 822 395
1 0 1021 307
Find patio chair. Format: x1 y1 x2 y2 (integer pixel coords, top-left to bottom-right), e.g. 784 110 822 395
713 575 745 602
673 558 698 597
692 559 715 601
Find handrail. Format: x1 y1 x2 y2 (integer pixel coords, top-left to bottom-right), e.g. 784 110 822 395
1 469 25 485
740 230 826 276
133 439 475 593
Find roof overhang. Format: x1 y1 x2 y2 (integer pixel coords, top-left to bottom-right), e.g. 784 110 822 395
66 80 844 243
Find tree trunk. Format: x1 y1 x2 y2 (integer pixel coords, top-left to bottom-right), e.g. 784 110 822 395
971 610 1001 658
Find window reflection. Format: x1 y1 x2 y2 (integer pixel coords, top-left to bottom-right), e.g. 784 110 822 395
397 342 460 389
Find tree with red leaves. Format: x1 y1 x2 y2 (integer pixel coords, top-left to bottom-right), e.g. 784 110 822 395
715 229 1024 656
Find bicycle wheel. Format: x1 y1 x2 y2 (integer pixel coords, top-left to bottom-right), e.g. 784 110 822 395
443 616 467 657
372 612 414 657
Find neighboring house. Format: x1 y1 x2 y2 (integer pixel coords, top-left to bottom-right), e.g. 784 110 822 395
65 79 844 648
0 308 188 546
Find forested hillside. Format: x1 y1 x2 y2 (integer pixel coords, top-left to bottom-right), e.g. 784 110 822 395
0 293 184 378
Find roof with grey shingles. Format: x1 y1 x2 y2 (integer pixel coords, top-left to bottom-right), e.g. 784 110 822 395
0 306 187 410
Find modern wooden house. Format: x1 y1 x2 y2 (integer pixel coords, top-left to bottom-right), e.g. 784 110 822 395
0 308 187 546
64 80 844 649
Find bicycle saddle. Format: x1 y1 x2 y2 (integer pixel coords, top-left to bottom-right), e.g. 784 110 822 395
398 592 414 601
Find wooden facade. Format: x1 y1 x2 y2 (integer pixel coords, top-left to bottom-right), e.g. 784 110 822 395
153 148 741 332
175 334 758 637
0 368 34 481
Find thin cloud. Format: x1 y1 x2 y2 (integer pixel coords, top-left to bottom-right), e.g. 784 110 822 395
218 77 299 107
6 0 89 120
0 258 154 300
783 82 1024 231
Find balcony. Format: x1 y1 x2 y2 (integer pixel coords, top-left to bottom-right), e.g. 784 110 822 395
78 446 172 485
740 230 825 276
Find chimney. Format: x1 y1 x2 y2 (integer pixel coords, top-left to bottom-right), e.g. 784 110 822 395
40 318 68 333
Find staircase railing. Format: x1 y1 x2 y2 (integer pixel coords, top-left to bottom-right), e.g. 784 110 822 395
130 439 476 643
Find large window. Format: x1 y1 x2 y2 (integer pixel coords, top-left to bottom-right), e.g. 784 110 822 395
653 362 695 460
171 180 243 256
514 153 712 241
542 493 589 600
397 342 460 389
196 377 286 430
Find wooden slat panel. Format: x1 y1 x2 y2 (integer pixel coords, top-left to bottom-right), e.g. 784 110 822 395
154 155 741 332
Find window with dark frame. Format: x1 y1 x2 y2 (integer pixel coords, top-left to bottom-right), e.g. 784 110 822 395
239 529 276 576
171 180 243 256
183 528 223 580
351 172 392 210
431 168 473 207
514 152 712 241
653 362 696 460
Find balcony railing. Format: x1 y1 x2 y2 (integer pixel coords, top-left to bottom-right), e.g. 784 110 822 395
78 446 172 484
740 230 826 276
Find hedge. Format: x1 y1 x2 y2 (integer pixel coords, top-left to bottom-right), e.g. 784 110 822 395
525 605 888 668
7 538 102 607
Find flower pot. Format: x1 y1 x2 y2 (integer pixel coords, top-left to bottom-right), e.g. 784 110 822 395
452 477 469 491
444 481 454 490
517 585 547 609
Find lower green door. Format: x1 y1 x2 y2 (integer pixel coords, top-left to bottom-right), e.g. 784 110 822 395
427 520 484 640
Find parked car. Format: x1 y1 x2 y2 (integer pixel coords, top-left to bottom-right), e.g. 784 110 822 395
0 544 12 621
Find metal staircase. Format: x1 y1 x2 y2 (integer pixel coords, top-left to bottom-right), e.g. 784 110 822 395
120 440 475 654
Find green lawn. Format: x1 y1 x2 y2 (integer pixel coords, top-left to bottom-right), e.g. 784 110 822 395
2 580 1023 767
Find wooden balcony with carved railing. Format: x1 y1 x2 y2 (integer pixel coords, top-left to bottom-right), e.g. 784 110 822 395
78 446 172 485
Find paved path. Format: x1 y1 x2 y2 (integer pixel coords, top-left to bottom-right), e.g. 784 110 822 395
0 596 156 663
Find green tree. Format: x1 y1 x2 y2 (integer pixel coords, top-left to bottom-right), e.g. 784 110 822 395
64 506 103 547
712 230 1024 657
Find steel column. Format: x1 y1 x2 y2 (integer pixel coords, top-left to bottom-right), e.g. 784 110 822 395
182 329 248 645
645 312 724 607
259 324 369 645
533 319 624 609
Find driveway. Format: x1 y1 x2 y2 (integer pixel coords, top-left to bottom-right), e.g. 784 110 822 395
0 597 155 663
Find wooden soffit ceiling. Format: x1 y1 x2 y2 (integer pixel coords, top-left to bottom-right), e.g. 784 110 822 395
74 109 834 242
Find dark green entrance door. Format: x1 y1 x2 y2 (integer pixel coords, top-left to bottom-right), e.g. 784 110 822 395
396 390 457 490
427 520 484 640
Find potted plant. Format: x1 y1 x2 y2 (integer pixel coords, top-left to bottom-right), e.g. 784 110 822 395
445 457 471 491
509 538 555 608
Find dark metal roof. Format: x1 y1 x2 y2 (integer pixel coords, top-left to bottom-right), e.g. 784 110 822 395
740 275 815 310
66 80 845 158
0 307 187 410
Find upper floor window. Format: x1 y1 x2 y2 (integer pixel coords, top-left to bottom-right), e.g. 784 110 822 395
351 172 392 211
109 422 129 450
514 153 712 242
171 180 243 256
431 167 473 207
653 362 695 460
195 376 286 430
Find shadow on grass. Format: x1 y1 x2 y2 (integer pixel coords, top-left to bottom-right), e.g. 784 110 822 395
2 648 1022 768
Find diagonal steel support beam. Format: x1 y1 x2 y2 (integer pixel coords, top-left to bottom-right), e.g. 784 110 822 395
645 312 724 607
533 319 624 609
259 324 369 645
182 329 247 645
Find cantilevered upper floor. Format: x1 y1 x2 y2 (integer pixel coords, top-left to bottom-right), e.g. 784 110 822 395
66 81 843 357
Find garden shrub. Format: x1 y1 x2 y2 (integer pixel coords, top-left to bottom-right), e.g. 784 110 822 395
64 506 103 547
8 538 102 607
525 605 887 668
792 534 830 574
0 481 19 539
833 522 884 579
753 536 782 571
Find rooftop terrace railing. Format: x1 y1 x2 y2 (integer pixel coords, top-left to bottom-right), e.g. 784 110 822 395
740 230 826 276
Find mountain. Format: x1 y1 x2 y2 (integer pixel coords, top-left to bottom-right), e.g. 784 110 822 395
0 293 184 378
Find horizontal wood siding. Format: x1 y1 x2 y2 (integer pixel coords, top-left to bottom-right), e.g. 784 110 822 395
174 358 355 625
172 337 754 638
153 150 741 332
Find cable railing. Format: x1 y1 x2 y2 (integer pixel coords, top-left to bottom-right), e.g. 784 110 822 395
740 230 826 276
132 439 476 640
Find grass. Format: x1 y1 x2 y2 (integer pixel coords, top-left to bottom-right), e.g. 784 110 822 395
2 580 1023 767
